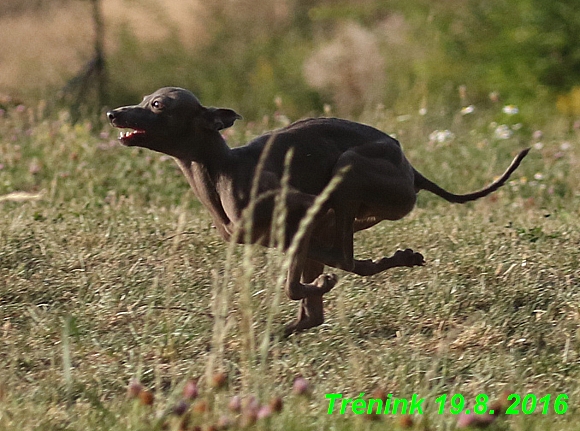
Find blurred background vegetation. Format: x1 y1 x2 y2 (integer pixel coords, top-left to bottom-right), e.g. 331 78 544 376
1 0 580 122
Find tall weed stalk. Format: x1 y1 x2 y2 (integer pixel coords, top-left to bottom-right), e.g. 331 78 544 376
206 134 348 395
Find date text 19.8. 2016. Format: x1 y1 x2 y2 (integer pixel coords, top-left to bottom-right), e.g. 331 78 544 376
325 393 569 416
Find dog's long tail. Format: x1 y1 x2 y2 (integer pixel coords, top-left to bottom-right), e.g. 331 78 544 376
413 148 530 203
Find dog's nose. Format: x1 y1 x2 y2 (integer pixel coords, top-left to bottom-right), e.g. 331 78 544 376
106 111 116 121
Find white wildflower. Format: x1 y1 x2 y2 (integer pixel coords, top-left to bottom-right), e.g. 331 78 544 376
460 105 475 115
494 124 512 139
502 105 519 115
429 129 455 143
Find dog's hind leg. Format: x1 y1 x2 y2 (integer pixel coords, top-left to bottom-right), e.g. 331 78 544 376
350 248 425 275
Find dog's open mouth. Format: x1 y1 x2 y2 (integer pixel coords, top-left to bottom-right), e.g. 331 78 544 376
118 128 146 145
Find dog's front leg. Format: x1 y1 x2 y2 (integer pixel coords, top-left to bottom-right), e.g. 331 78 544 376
284 260 330 337
283 223 337 301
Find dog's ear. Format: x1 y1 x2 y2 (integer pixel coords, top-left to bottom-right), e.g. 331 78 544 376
202 108 242 131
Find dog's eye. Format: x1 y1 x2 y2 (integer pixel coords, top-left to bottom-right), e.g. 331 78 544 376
152 100 165 110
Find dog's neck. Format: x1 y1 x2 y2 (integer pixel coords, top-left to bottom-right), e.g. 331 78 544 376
185 130 232 173
174 133 245 242
174 157 239 241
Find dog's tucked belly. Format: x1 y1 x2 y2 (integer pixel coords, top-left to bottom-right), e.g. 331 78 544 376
356 199 416 223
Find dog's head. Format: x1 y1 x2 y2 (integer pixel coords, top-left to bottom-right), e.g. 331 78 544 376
107 87 241 159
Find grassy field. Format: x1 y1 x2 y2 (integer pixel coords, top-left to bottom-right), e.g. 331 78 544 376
0 99 579 430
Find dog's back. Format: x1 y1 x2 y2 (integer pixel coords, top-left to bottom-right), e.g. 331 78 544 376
236 118 402 195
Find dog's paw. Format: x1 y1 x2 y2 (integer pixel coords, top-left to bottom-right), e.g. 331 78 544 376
313 273 338 293
282 321 299 338
395 248 425 267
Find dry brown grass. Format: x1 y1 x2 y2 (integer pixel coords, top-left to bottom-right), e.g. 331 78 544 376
0 0 207 96
101 0 208 47
0 2 92 92
0 92 579 430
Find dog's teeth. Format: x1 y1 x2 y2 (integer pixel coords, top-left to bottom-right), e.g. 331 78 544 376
118 129 144 140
